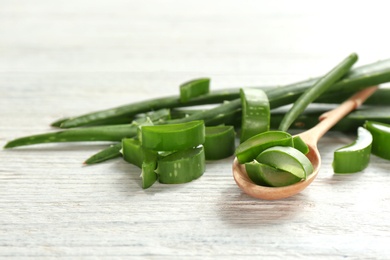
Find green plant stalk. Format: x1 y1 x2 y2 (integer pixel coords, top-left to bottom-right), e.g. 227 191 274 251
56 58 390 128
278 53 358 131
168 99 242 124
52 115 134 128
3 124 138 149
84 143 122 165
58 89 242 128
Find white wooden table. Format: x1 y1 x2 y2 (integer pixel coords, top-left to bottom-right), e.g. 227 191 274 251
1 0 390 258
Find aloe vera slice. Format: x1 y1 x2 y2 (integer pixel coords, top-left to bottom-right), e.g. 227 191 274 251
140 120 205 151
240 88 270 142
293 136 309 155
204 125 235 160
364 121 390 160
332 127 372 173
122 138 157 168
256 146 313 179
121 138 158 189
141 155 158 189
180 78 210 103
245 161 302 187
156 146 205 184
235 131 293 164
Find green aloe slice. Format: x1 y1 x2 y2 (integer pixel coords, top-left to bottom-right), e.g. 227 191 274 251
204 125 235 160
235 131 293 164
245 161 302 187
364 121 390 160
156 146 205 184
292 136 309 155
141 156 158 189
333 127 372 173
122 138 157 168
140 120 205 151
256 146 313 179
240 88 270 142
180 78 210 103
121 138 158 189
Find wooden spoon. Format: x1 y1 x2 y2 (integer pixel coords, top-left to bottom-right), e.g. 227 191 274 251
233 86 378 200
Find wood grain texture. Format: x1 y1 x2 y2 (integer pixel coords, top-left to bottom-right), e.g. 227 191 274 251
1 0 390 258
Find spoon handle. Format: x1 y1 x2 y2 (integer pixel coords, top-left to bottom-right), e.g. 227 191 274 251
301 86 378 144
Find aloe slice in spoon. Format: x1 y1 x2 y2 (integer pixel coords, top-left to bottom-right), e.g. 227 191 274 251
235 131 293 164
245 161 302 187
256 146 314 180
292 136 309 155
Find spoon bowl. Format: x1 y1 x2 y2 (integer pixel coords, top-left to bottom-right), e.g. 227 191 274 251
233 86 378 200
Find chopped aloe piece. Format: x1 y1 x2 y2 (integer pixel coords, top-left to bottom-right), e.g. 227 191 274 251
140 120 205 151
256 146 313 179
240 88 270 142
293 136 309 155
235 131 293 164
141 153 158 189
244 160 269 186
122 138 158 188
156 147 205 184
245 161 302 187
122 138 157 168
204 125 235 160
180 78 210 103
122 139 144 168
333 127 372 173
364 121 390 160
